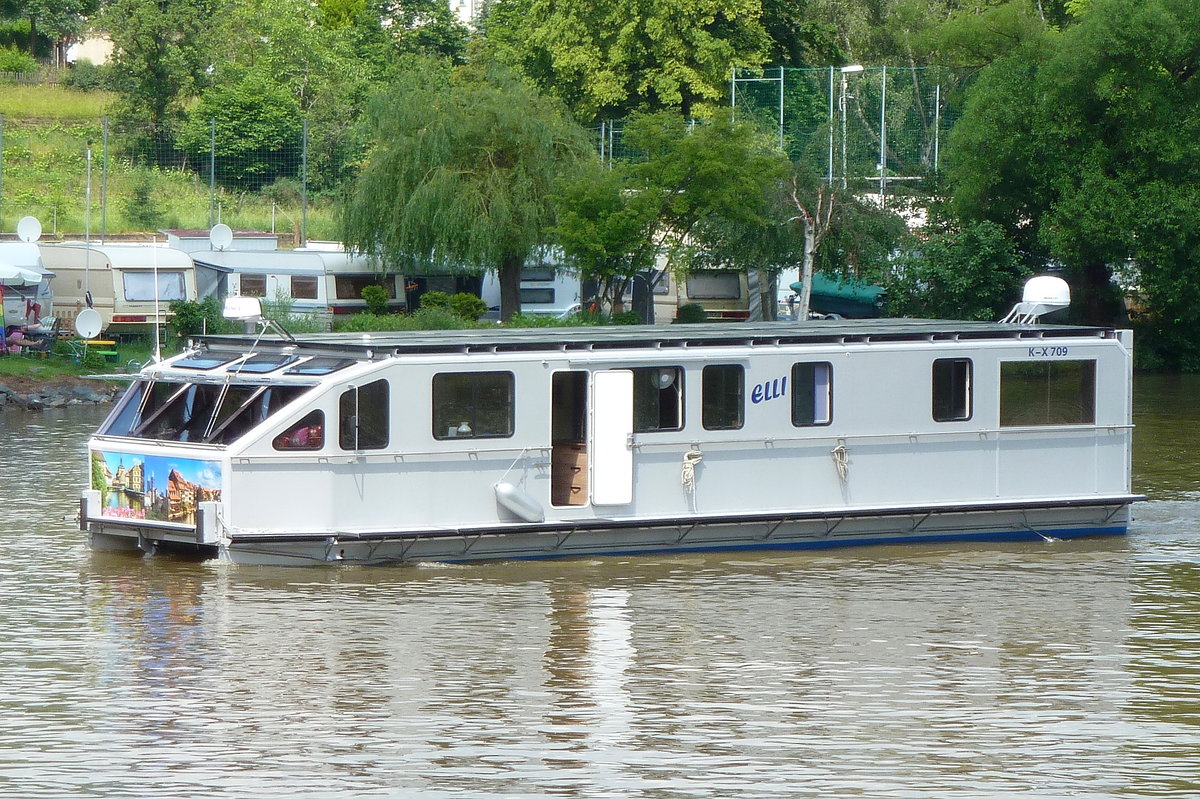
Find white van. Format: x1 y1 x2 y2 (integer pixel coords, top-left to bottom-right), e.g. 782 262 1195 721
39 244 196 336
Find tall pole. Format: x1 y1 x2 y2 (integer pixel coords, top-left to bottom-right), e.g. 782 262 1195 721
933 83 941 173
777 66 784 152
301 118 308 247
840 74 848 189
879 66 887 202
209 119 216 227
827 68 834 185
101 117 108 242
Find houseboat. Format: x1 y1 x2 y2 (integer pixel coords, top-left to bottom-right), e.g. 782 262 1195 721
80 287 1140 566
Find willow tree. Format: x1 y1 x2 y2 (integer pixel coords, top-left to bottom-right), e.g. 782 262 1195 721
341 63 595 320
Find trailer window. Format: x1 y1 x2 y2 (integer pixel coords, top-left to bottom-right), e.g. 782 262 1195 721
335 275 395 300
632 366 683 432
433 372 515 439
933 358 972 422
240 274 267 297
685 272 741 300
792 362 832 426
123 271 186 302
520 288 555 304
1000 360 1096 426
291 275 319 300
339 379 389 450
702 365 743 430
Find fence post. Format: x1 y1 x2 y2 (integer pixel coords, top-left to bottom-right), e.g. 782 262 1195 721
101 116 108 242
301 118 308 247
0 113 5 232
208 118 216 227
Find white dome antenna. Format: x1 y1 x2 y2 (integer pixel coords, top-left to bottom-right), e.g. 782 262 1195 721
1001 275 1071 324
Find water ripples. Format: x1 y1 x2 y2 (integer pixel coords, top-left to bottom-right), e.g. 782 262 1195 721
1 394 1199 797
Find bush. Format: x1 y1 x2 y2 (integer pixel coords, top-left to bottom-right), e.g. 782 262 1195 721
169 297 238 340
448 292 488 321
333 307 475 332
611 310 642 325
675 303 707 323
0 45 37 74
360 284 390 316
419 291 451 310
61 59 110 92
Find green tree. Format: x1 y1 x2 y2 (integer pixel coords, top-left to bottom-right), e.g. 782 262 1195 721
553 111 789 314
947 0 1200 367
481 0 773 120
341 63 594 321
104 0 223 150
882 220 1029 320
178 67 303 190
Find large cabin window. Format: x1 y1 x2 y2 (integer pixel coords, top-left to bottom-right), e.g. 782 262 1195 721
702 364 743 430
932 358 972 422
792 362 832 426
101 379 309 443
632 366 683 432
240 274 267 297
339 379 389 450
335 275 395 300
433 372 514 439
1000 360 1096 426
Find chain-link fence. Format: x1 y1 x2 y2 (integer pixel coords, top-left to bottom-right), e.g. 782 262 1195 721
0 115 328 244
731 66 962 201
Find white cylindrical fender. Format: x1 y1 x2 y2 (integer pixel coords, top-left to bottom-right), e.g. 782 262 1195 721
494 481 545 523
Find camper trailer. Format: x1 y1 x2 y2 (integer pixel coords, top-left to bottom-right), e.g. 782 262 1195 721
39 244 195 336
653 270 751 323
0 242 54 328
191 249 406 328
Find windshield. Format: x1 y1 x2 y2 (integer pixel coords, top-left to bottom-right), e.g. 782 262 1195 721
101 379 311 444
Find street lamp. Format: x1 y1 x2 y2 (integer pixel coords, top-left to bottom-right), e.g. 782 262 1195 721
839 65 864 190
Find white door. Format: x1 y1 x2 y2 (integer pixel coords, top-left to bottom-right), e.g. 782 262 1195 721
591 370 633 505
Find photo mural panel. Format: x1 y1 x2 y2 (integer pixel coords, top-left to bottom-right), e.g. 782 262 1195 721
91 451 222 526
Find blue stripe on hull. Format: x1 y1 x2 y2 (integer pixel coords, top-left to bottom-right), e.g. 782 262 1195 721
491 525 1129 563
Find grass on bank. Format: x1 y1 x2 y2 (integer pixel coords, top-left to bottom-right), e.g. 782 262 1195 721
0 84 115 119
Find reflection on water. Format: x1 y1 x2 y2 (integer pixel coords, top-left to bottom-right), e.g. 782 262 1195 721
0 374 1197 798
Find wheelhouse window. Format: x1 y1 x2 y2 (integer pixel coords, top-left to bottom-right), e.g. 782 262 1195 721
339 379 389 450
100 379 309 444
933 358 972 422
433 372 514 439
1000 360 1096 426
632 366 683 432
702 364 743 430
240 274 267 297
273 410 325 450
291 275 319 300
792 362 832 426
123 271 186 302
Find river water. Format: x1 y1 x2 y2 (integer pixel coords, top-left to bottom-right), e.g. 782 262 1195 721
1 375 1198 798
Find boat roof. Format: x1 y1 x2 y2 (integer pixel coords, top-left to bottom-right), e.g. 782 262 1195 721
193 319 1120 359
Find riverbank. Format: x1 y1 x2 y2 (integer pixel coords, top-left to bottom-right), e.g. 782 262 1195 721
0 373 123 410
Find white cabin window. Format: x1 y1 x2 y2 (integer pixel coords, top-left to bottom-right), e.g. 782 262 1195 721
520 288 555 304
123 271 186 302
433 372 514 439
631 366 683 432
1000 360 1096 426
339 380 389 450
685 272 741 300
933 358 972 422
792 362 832 426
702 364 743 430
291 275 319 300
241 274 267 297
273 410 325 450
